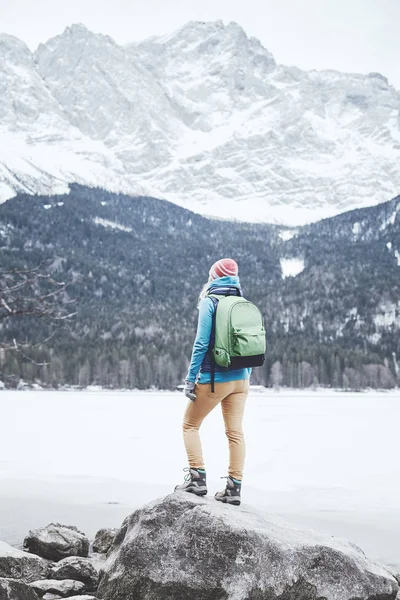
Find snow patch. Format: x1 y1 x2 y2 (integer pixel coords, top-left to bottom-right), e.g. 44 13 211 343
93 217 133 233
279 229 297 241
386 242 400 265
280 258 305 279
368 333 382 344
43 204 52 209
379 205 400 231
374 302 400 328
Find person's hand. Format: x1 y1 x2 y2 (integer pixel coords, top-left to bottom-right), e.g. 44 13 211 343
184 380 196 401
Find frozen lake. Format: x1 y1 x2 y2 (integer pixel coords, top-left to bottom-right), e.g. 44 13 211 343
0 389 399 572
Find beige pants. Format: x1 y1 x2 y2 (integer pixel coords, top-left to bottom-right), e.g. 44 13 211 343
183 379 249 480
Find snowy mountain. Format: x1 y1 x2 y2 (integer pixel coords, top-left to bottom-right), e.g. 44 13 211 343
0 22 400 225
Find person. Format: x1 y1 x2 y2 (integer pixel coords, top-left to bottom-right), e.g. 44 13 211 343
175 258 251 506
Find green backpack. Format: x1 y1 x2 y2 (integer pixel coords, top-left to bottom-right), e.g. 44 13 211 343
208 293 266 375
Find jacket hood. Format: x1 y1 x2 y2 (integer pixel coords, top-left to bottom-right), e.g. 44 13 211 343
208 275 241 290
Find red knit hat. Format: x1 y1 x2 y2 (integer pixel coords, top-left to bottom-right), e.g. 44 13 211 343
209 258 239 280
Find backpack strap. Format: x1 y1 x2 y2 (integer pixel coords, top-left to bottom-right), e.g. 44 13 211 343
208 296 219 393
206 287 241 393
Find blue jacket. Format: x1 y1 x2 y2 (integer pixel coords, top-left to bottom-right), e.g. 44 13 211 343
186 275 251 384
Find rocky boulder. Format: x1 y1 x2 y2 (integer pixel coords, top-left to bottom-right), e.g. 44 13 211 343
98 494 399 600
92 529 117 555
0 542 50 583
24 525 89 562
0 578 40 600
29 579 85 598
50 557 97 592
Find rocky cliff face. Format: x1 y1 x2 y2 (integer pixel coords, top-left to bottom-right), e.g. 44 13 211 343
0 21 399 225
97 494 398 600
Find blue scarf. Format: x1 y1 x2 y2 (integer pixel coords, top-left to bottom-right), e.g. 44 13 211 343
207 275 242 297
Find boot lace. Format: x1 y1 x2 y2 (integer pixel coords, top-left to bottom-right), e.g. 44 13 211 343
183 467 192 482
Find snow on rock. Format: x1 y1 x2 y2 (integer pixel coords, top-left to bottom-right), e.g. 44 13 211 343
52 597 98 600
0 577 40 600
1 23 400 225
53 597 98 600
0 541 50 583
97 494 398 600
280 257 305 278
24 524 89 562
29 579 85 598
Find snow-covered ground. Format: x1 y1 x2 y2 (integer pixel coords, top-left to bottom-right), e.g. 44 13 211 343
0 389 399 571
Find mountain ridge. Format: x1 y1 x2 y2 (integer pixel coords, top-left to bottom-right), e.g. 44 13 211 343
0 21 400 225
0 184 398 389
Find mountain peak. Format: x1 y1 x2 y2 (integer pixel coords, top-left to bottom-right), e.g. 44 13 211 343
0 33 31 57
36 23 117 60
64 23 91 37
44 23 116 47
158 19 248 45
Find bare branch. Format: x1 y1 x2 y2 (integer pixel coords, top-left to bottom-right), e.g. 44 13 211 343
1 298 13 313
0 265 76 366
7 339 50 367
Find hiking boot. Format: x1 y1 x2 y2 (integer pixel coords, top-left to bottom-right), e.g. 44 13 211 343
174 468 207 496
215 476 241 506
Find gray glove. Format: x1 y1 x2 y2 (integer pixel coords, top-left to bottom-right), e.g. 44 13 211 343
184 380 197 401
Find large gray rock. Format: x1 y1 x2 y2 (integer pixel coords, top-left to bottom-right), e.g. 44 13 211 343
92 529 117 555
98 494 399 600
50 557 97 592
0 542 50 583
24 525 89 561
0 578 40 600
29 580 85 598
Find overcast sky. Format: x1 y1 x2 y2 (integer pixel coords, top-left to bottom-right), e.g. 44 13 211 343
1 0 399 87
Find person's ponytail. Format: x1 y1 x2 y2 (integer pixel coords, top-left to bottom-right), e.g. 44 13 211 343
197 277 212 309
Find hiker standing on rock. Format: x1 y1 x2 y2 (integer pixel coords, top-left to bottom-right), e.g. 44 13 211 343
175 258 266 505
